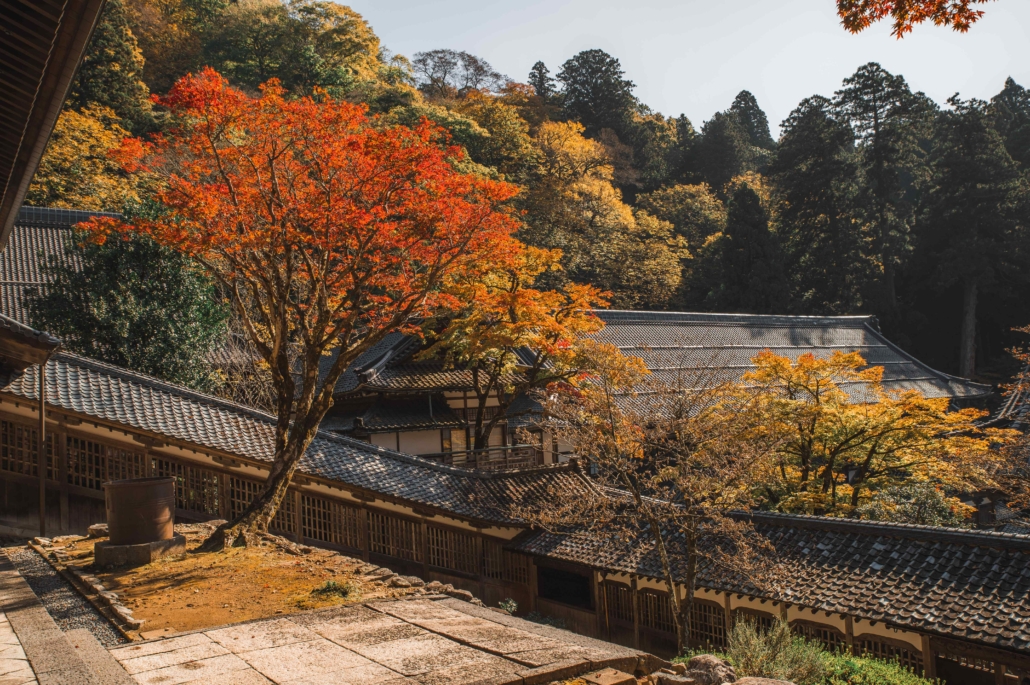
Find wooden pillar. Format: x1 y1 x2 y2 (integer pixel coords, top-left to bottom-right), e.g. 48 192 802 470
780 603 789 621
292 490 302 542
528 559 539 612
360 507 370 562
56 426 68 533
421 520 430 579
995 663 1006 685
37 363 46 537
921 634 936 679
595 572 606 638
723 593 733 637
845 616 856 655
631 576 641 649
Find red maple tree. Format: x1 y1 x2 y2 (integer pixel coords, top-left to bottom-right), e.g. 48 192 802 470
82 68 522 546
838 0 993 36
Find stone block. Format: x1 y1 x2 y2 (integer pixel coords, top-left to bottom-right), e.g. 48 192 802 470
87 524 108 538
95 534 186 568
584 668 637 685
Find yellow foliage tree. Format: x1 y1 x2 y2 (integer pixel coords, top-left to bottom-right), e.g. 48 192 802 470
27 105 141 211
522 120 683 308
744 350 1017 517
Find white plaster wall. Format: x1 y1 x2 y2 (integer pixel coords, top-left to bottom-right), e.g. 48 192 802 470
370 432 397 450
398 430 441 455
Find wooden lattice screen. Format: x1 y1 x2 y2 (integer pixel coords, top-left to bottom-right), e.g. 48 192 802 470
859 637 923 674
640 590 676 634
299 494 361 549
604 582 634 624
792 621 847 652
690 600 727 649
66 436 145 490
226 477 299 536
152 457 220 515
0 420 56 480
733 609 777 633
427 525 478 575
368 511 423 562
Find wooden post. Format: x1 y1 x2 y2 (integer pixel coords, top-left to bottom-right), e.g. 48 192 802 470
631 576 641 649
724 593 733 638
360 507 370 562
921 634 936 679
599 573 610 641
845 616 855 655
37 363 46 537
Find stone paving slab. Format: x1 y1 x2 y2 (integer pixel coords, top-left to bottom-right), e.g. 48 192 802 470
107 597 660 684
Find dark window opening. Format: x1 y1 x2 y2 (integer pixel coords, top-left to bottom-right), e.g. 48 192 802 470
537 565 593 610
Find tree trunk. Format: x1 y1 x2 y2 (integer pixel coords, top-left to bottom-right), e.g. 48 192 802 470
959 279 978 379
199 428 313 551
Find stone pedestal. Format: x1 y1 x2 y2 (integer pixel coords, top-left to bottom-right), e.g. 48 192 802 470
94 534 186 568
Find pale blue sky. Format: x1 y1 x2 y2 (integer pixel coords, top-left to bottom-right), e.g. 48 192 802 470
352 0 1030 135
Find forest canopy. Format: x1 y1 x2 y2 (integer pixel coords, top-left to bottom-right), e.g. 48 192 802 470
31 0 1030 384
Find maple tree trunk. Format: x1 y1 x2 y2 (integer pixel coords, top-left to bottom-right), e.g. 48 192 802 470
200 424 316 551
959 279 978 379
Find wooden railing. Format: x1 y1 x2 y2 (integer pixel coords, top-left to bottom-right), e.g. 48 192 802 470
421 444 543 471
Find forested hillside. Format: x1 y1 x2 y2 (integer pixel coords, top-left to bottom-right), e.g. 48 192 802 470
32 0 1030 380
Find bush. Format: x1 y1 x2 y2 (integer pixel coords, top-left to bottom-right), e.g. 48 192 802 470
525 611 568 630
673 620 937 685
726 619 829 685
826 653 938 685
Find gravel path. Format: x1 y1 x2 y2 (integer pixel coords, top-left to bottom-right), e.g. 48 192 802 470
4 544 127 647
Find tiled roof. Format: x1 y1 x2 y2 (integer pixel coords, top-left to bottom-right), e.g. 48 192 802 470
0 207 116 323
0 312 60 350
594 310 992 401
323 394 464 433
510 512 1030 654
0 351 589 524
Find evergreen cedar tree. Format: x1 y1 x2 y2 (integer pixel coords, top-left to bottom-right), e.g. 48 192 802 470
79 68 531 547
837 0 994 37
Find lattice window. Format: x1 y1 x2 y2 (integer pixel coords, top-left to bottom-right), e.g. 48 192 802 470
67 437 145 490
935 651 995 674
640 590 676 634
227 478 298 535
859 638 923 674
0 421 56 480
427 525 478 575
367 511 422 562
300 494 360 548
503 551 530 584
734 609 777 633
604 582 633 624
483 539 503 579
791 621 847 652
690 600 727 650
152 458 220 515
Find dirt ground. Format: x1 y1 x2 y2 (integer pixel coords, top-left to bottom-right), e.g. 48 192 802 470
54 524 421 635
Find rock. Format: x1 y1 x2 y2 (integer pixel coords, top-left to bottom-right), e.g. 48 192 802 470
403 576 425 588
370 567 395 579
443 588 474 602
685 655 736 685
298 546 314 554
469 598 484 607
32 537 51 547
52 535 81 544
489 607 510 615
425 581 445 592
99 591 119 603
735 679 794 685
657 676 697 685
88 523 109 538
584 668 637 685
389 576 411 588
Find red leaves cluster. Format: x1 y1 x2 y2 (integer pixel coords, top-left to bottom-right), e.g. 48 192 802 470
837 0 993 37
82 68 523 360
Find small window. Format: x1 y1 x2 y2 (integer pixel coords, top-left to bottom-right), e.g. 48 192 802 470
538 565 593 610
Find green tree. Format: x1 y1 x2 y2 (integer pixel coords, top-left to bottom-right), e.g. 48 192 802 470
916 97 1030 378
637 182 726 250
528 60 555 98
25 224 228 391
412 49 507 98
706 182 788 312
833 63 933 319
70 0 154 133
769 96 867 315
991 77 1030 171
556 49 638 137
694 111 761 193
454 92 540 181
730 90 776 150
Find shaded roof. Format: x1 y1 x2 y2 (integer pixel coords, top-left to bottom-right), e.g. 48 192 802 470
0 207 117 323
0 1 109 247
0 311 60 368
510 512 1030 655
0 350 590 524
322 394 464 433
593 310 991 401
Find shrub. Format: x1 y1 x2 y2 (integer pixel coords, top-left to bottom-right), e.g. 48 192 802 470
826 653 938 685
726 619 830 685
311 580 350 598
498 598 518 614
525 611 568 630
